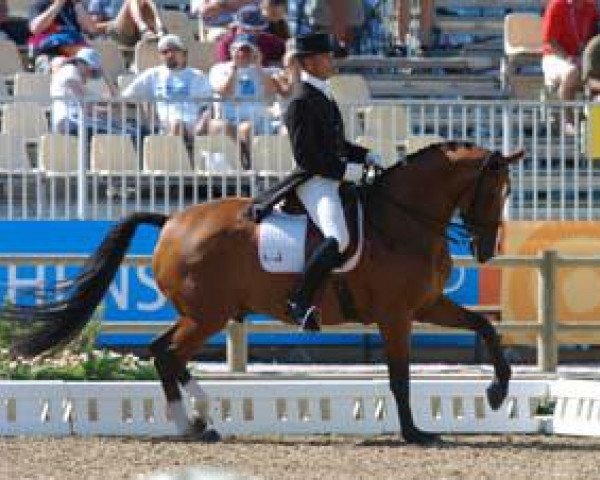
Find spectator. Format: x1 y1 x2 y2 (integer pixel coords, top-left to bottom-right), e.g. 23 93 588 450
301 0 366 56
261 0 289 40
397 0 435 53
50 47 119 134
542 0 599 131
28 0 98 57
272 37 301 112
209 33 278 167
122 34 213 142
94 0 165 47
85 0 120 22
0 0 29 44
190 0 258 40
215 4 285 66
582 34 600 99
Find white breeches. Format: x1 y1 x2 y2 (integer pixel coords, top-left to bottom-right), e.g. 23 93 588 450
296 176 350 252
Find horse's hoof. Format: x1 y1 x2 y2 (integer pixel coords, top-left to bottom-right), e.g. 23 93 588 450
402 427 440 445
198 428 221 443
486 380 508 410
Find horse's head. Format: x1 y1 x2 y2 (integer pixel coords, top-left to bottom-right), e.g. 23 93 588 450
457 148 524 263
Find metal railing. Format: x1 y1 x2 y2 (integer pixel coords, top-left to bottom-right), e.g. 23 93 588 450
0 96 599 220
1 250 598 374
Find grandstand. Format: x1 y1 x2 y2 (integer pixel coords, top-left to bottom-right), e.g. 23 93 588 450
0 0 591 222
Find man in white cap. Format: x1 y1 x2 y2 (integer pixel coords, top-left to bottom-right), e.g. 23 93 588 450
51 47 114 134
122 34 213 143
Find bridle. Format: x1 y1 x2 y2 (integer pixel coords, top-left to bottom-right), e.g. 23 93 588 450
367 149 511 246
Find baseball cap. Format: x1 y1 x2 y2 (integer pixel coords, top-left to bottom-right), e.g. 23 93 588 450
158 34 185 52
230 33 259 52
74 47 102 71
235 5 267 30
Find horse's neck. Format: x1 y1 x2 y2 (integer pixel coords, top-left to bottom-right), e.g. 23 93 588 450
376 163 459 231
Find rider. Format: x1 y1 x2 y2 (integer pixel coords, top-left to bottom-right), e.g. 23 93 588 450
284 32 380 331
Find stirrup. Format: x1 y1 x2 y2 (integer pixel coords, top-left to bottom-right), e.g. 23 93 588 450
287 301 321 332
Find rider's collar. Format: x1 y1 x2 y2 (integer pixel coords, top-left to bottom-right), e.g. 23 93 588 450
301 71 333 100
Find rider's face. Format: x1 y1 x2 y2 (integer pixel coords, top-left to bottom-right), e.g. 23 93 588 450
302 52 334 80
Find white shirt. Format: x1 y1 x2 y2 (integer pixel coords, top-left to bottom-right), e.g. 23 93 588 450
50 63 86 130
122 65 212 126
301 71 333 99
209 61 271 123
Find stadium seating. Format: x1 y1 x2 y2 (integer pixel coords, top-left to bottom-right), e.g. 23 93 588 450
1 102 49 141
251 134 294 176
13 73 51 103
0 133 29 171
90 39 127 85
133 39 162 73
143 134 192 173
0 40 23 77
194 134 239 173
188 41 217 73
161 10 195 43
37 134 79 174
90 134 139 174
363 105 409 142
501 12 544 99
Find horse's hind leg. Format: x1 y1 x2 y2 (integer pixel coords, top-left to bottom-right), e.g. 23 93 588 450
415 295 511 410
149 316 225 438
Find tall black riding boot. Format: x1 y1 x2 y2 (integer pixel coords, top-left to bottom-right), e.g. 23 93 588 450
287 237 343 331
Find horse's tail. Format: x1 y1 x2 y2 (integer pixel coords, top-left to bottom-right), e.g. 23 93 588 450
5 212 169 358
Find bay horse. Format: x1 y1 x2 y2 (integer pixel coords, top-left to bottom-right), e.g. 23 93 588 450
5 142 524 444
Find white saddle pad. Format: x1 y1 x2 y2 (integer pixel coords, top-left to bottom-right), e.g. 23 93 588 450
258 204 364 274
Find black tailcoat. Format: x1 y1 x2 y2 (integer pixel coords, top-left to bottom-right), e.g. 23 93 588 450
284 81 368 180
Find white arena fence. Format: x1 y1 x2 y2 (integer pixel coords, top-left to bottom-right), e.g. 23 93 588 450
0 378 597 437
0 96 597 221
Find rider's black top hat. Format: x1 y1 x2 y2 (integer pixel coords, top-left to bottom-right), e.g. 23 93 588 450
294 33 334 56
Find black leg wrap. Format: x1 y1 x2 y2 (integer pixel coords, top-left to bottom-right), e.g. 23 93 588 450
389 376 439 445
465 310 497 342
154 355 181 402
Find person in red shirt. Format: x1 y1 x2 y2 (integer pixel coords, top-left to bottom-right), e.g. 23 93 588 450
215 4 285 66
542 0 600 130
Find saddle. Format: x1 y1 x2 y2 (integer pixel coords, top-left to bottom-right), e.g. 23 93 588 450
247 174 364 275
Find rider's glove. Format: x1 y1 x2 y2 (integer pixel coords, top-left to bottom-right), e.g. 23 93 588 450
343 162 364 184
366 152 385 168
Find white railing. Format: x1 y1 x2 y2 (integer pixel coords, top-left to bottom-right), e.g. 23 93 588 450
0 379 551 437
0 97 597 220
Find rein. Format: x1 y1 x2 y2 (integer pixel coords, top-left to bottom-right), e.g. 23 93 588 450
366 149 505 247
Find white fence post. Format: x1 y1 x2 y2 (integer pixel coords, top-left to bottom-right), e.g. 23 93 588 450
227 320 248 373
538 250 558 372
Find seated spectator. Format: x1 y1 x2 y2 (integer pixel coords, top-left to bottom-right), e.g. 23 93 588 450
94 0 165 47
29 0 98 57
215 4 285 66
51 47 121 134
191 0 258 40
261 0 289 41
121 34 213 143
397 0 434 53
272 37 300 112
300 0 366 56
582 34 600 99
0 0 30 44
209 33 278 167
85 0 120 22
542 0 599 131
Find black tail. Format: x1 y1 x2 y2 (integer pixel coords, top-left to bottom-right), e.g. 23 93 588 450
5 212 169 357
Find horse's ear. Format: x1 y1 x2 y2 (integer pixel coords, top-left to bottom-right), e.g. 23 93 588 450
504 149 525 164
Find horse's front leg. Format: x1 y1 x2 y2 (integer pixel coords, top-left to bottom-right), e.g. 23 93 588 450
149 316 225 441
378 315 440 445
415 295 511 410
